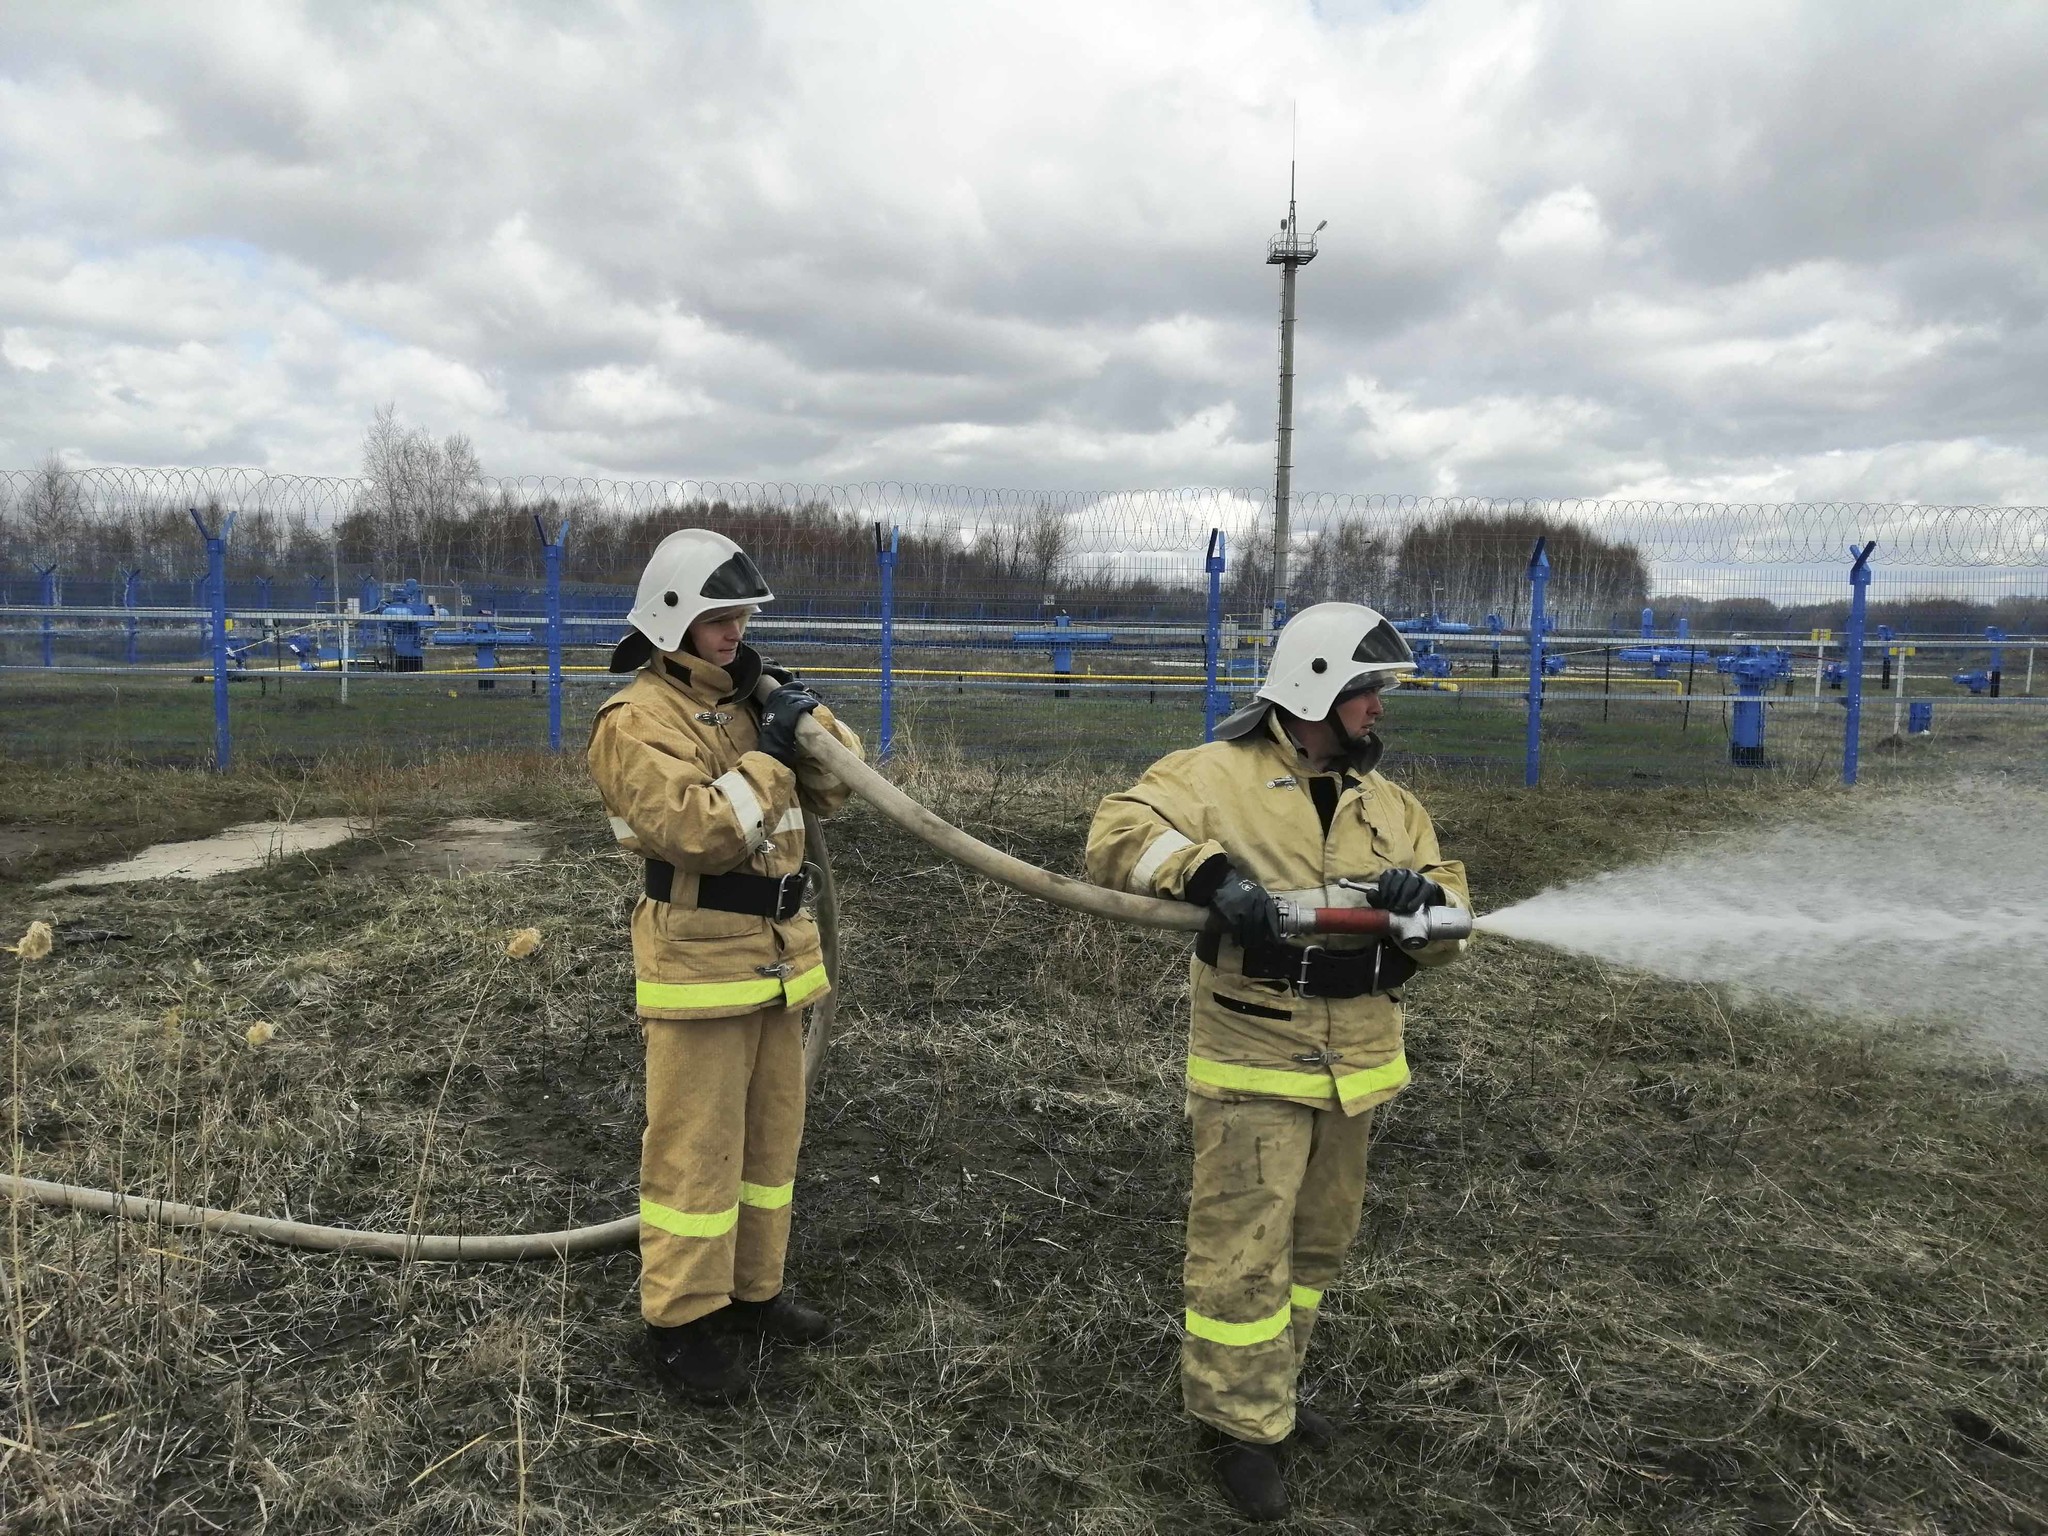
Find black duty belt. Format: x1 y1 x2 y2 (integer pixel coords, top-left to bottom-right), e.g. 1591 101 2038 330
1195 929 1416 999
644 861 810 920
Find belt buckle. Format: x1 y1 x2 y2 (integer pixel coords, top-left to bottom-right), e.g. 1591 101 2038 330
772 870 809 921
1293 944 1325 998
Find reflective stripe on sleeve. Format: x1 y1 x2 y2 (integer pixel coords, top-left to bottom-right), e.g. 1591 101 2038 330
639 1197 738 1238
1186 1055 1338 1100
1185 1301 1293 1347
607 815 637 844
1334 1053 1410 1104
739 1179 794 1210
772 805 805 836
712 769 766 848
1130 828 1195 893
1290 1284 1323 1311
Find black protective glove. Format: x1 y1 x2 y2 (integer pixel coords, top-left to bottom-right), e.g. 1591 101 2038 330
756 683 822 767
1367 868 1445 915
1209 867 1284 951
761 661 808 690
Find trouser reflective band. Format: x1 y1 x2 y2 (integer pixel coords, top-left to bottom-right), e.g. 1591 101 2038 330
739 1179 794 1210
1290 1284 1322 1311
637 962 829 1012
640 1198 739 1238
1335 1052 1410 1104
1185 1301 1294 1347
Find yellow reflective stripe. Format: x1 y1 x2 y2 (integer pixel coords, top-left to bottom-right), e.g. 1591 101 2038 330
637 976 785 1010
637 963 829 1013
1186 1055 1337 1100
739 1179 794 1210
782 962 829 1006
639 1198 738 1238
1290 1284 1323 1311
1334 1052 1410 1103
1185 1301 1294 1347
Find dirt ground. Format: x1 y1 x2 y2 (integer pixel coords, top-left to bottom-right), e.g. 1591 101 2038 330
0 750 2043 1533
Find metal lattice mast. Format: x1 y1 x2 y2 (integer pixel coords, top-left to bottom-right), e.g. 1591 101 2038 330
1266 162 1322 632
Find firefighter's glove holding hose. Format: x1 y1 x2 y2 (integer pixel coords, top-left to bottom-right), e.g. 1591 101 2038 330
1368 868 1446 915
757 684 822 767
1209 868 1284 950
762 662 806 689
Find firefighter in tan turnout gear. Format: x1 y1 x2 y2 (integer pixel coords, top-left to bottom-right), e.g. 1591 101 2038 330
1085 602 1470 1522
587 529 863 1402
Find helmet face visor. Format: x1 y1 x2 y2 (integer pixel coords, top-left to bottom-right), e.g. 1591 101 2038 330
699 550 773 603
1350 619 1414 667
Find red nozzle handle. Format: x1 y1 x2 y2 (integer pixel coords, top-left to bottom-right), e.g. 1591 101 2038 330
1304 908 1394 936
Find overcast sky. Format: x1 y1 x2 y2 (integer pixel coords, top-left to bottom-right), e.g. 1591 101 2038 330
4 0 2047 505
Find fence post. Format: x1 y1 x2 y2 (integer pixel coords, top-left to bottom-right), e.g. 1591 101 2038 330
192 507 236 772
37 563 57 668
1842 541 1876 786
1203 528 1227 741
875 523 899 761
122 569 142 665
533 516 568 752
1524 537 1549 787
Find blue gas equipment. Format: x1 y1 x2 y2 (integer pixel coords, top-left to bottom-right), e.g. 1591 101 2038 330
1010 611 1114 697
1717 646 1793 765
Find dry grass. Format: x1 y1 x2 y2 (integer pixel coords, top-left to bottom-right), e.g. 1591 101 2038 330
0 749 2041 1533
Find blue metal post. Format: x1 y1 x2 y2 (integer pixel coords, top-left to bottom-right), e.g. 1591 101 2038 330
1987 625 2005 697
37 564 57 668
122 568 142 665
191 508 236 771
1843 541 1876 786
1525 538 1550 787
876 524 899 760
1203 528 1227 741
533 516 568 751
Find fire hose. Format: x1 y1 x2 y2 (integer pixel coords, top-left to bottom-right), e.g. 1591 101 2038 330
0 689 1469 1261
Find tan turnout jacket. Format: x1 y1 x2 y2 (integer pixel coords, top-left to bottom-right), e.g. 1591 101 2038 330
588 645 862 1020
1085 708 1469 1115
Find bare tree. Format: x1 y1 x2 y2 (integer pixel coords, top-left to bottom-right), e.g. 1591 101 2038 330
17 453 83 567
358 405 484 583
1023 500 1070 600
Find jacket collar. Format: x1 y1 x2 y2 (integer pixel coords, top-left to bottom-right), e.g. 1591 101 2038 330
653 641 764 706
1216 698 1384 777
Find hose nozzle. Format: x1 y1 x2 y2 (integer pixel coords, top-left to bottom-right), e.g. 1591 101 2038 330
1274 901 1474 949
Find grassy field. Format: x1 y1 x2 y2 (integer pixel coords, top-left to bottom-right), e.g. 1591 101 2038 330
0 750 2043 1532
6 667 2042 787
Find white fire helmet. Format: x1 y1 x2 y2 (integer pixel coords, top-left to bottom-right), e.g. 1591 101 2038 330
1255 602 1415 719
609 529 774 672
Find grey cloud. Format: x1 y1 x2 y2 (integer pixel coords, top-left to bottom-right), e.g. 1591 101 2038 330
2 0 2048 506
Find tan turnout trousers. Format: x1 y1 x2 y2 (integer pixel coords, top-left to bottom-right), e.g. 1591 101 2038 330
1182 1096 1376 1444
640 1004 805 1327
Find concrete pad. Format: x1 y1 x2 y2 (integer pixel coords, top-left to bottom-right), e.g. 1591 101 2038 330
42 818 360 889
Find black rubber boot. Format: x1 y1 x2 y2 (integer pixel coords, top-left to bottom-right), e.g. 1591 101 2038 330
724 1291 834 1346
645 1318 747 1403
1289 1402 1339 1452
1209 1434 1289 1522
